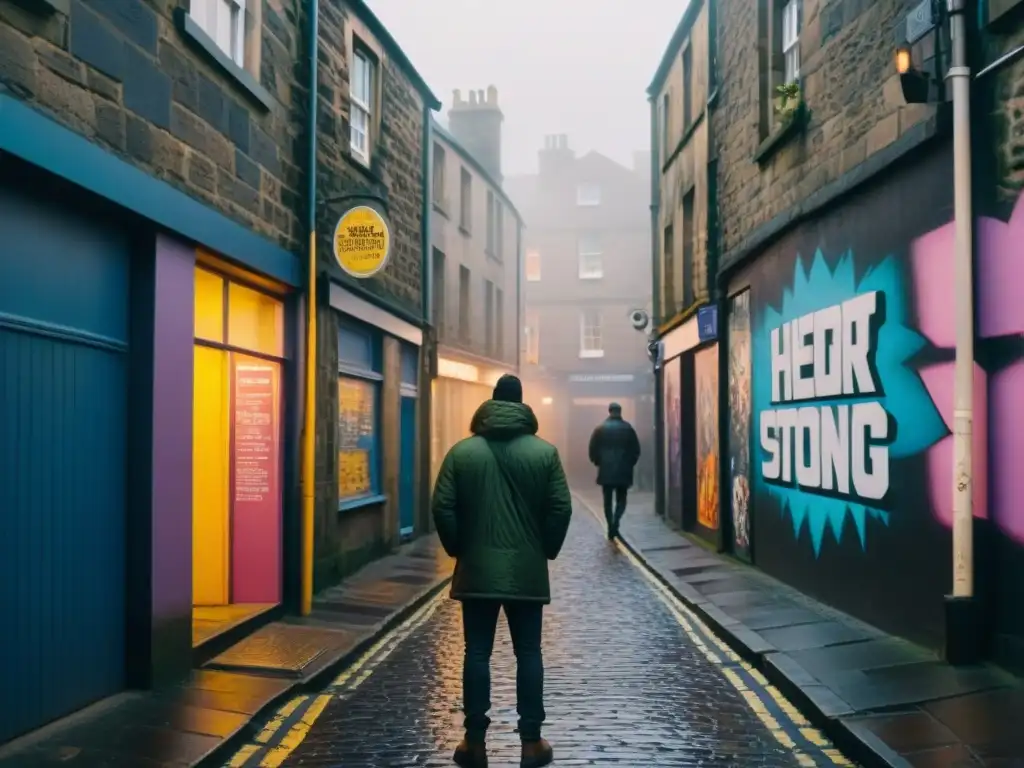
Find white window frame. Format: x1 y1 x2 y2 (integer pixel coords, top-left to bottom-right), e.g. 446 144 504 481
577 236 603 280
576 183 601 207
350 49 374 164
525 249 541 282
524 315 540 364
192 0 246 67
782 0 801 84
579 311 604 358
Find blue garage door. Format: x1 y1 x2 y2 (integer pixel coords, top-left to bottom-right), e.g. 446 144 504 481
0 185 129 742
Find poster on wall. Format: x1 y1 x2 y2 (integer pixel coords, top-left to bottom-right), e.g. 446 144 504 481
339 378 376 499
663 358 683 526
231 357 282 604
695 345 719 537
728 291 752 561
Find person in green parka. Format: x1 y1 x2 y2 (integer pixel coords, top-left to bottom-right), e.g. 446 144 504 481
432 374 572 768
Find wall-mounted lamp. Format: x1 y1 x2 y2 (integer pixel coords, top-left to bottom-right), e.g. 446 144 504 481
895 44 932 103
541 396 553 406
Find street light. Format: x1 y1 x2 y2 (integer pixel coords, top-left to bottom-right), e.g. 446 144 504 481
895 43 931 102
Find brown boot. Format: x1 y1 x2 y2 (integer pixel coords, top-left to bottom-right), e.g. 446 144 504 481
453 739 488 768
520 738 553 768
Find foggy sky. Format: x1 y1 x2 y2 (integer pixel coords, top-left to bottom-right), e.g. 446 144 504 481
365 0 688 176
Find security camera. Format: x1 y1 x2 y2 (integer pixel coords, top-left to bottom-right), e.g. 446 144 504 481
629 309 649 332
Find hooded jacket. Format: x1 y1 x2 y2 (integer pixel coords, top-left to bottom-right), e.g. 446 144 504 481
431 399 573 603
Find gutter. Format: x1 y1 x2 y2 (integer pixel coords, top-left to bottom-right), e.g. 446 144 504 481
421 106 432 326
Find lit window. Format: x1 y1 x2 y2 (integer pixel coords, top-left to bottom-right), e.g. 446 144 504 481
580 311 603 358
191 0 246 66
577 184 601 206
350 49 374 163
525 249 541 281
782 0 801 84
578 236 603 280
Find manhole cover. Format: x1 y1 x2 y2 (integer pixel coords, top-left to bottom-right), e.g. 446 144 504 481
205 626 332 676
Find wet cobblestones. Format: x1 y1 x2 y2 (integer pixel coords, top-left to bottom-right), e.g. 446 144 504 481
282 507 808 767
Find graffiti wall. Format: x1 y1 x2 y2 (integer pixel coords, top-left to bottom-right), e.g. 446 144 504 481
734 145 961 646
695 346 719 538
728 290 752 561
663 358 684 527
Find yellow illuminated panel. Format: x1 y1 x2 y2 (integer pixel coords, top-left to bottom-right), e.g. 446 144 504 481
338 378 375 499
193 345 231 605
195 267 225 342
228 281 284 356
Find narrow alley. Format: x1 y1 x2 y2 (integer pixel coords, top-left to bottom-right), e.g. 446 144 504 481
226 504 853 767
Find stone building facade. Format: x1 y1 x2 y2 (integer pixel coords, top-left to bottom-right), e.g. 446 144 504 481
651 0 1024 671
428 88 524 487
311 1 439 590
505 136 653 488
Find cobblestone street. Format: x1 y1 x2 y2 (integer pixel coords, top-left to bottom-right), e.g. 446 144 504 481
230 502 853 768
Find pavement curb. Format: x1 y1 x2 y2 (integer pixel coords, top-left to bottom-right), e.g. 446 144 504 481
194 572 453 768
570 492 907 768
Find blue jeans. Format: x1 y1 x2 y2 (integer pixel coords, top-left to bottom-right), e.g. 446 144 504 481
461 599 545 743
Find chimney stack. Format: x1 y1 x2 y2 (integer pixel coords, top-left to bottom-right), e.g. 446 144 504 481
539 133 575 178
447 85 504 182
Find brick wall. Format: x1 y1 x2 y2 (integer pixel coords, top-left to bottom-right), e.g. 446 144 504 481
0 0 304 250
715 0 937 260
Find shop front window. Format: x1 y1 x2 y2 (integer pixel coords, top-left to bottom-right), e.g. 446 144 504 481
192 263 285 643
338 319 383 508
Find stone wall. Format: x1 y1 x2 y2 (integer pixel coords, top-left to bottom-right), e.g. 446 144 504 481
311 1 428 588
988 20 1024 205
314 2 425 316
714 0 937 262
0 0 304 251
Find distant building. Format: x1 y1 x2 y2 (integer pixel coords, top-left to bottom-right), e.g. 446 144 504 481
428 88 524 485
505 136 653 488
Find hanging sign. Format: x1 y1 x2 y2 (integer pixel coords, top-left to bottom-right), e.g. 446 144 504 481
333 205 391 278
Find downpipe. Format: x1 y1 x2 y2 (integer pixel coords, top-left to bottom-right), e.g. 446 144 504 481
944 0 979 665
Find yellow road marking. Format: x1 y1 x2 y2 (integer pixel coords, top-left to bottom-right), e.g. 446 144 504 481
224 589 447 767
574 493 856 767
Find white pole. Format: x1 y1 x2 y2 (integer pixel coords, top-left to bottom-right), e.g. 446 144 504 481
948 0 974 598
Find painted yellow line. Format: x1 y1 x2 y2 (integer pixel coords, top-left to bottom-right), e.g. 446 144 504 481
224 588 447 768
574 494 856 767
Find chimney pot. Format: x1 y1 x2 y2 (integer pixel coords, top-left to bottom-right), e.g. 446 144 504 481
477 89 485 104
469 90 477 105
487 85 498 105
453 88 462 106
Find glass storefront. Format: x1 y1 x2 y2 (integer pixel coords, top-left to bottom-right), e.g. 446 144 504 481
192 264 285 628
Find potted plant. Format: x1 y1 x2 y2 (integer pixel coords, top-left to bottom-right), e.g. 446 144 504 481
774 82 802 119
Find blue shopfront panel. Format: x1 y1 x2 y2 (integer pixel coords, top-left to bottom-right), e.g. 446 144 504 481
0 186 128 741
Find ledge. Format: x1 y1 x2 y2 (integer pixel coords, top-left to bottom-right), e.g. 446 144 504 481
753 103 807 165
342 150 386 187
458 224 471 237
9 0 68 16
432 201 449 219
339 493 387 513
174 8 274 112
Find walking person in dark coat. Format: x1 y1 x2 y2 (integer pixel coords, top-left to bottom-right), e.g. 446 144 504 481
588 402 641 539
432 374 573 768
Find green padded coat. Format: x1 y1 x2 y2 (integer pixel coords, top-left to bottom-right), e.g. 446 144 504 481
431 399 573 603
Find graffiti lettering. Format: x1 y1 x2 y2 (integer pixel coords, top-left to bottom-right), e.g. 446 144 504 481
759 291 891 503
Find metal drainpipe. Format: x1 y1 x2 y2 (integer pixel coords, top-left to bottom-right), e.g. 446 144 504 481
299 0 320 616
649 94 664 518
419 108 433 535
945 0 979 665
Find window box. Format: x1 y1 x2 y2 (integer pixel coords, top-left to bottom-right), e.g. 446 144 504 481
754 99 808 165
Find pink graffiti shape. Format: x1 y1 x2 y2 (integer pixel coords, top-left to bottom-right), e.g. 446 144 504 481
910 195 1024 544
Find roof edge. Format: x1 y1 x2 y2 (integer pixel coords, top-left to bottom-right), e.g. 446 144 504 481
647 0 704 97
346 0 442 110
431 119 524 224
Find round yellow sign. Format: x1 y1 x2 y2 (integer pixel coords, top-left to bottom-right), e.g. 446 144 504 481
332 205 391 278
